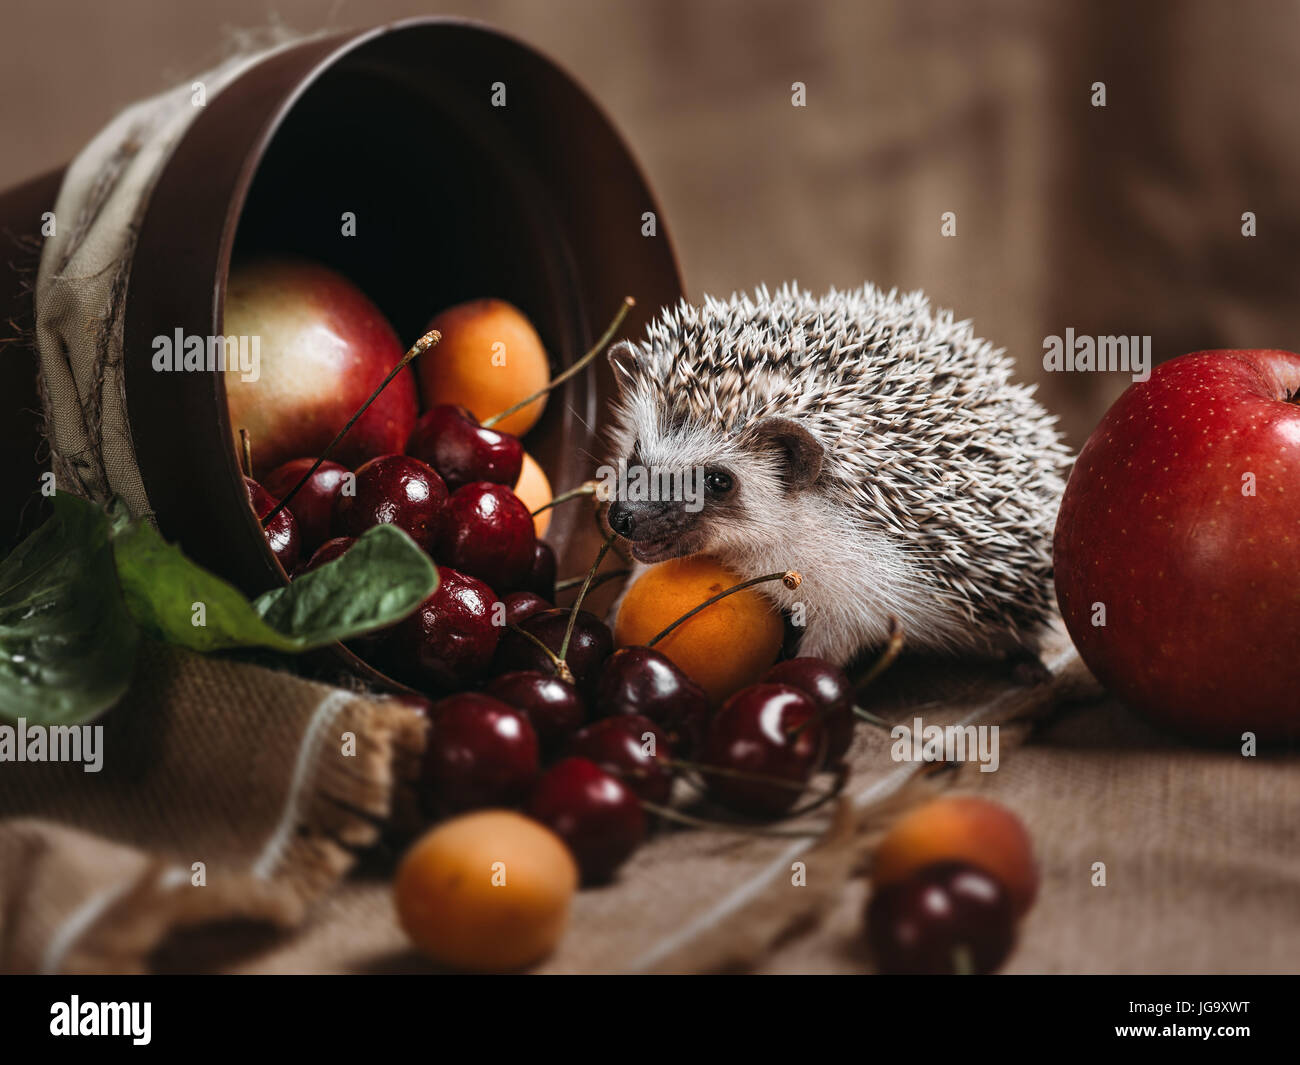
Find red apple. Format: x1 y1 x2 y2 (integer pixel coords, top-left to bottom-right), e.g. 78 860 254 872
1054 349 1300 740
224 258 417 476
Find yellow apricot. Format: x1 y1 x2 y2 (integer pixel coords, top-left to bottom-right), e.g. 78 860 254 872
515 451 553 537
394 810 577 971
872 796 1038 918
419 299 550 436
614 555 784 704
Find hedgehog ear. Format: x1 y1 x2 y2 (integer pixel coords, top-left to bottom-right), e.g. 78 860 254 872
748 416 824 491
606 341 640 395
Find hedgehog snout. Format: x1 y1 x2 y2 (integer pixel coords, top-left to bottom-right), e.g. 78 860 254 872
608 499 693 541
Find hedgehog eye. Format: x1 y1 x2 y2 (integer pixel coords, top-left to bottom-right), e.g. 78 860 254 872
704 469 734 496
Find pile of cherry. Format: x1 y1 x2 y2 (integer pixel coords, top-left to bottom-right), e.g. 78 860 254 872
245 387 1037 975
243 401 859 887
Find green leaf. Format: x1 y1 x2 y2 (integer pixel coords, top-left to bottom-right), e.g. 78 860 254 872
0 494 139 725
112 520 436 653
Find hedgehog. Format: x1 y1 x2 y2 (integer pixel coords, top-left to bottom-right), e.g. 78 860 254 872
602 282 1073 668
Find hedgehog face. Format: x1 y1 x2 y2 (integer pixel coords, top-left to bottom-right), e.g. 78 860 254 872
604 370 827 564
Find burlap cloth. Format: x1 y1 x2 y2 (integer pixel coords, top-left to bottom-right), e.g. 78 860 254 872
5 622 1293 974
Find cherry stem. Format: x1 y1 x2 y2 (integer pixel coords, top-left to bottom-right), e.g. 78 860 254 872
952 945 975 976
852 705 893 730
639 800 827 839
482 296 635 429
506 622 574 684
557 532 616 663
261 329 440 527
646 761 848 830
532 480 597 517
853 616 904 695
647 570 802 648
555 568 630 594
239 429 253 479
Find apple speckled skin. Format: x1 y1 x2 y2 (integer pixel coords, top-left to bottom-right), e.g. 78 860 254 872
1054 349 1300 740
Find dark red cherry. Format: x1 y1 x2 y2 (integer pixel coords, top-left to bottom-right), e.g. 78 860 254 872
406 404 524 493
520 540 557 599
333 454 447 552
527 756 646 884
567 714 673 805
383 566 499 692
483 670 585 753
764 657 855 762
245 476 300 572
421 693 539 814
866 861 1017 975
262 458 349 552
594 646 710 756
297 535 355 575
493 608 613 697
435 482 535 587
700 683 822 816
501 590 551 628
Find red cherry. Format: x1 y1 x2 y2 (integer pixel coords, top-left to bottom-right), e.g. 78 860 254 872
501 590 551 628
528 756 646 883
700 683 823 816
594 646 710 756
421 693 539 814
262 458 349 552
406 404 524 492
382 566 500 692
483 670 585 753
567 714 673 805
435 482 535 587
866 861 1017 975
297 535 355 575
245 477 300 572
493 608 613 697
764 657 855 762
333 454 447 552
520 540 557 599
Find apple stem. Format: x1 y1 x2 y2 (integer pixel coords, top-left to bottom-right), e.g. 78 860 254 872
646 570 802 648
852 616 904 696
557 532 616 663
532 480 597 518
239 429 253 479
506 622 575 685
481 296 635 429
554 567 630 594
261 329 440 528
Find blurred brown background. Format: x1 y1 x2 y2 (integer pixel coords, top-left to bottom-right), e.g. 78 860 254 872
5 0 1299 446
